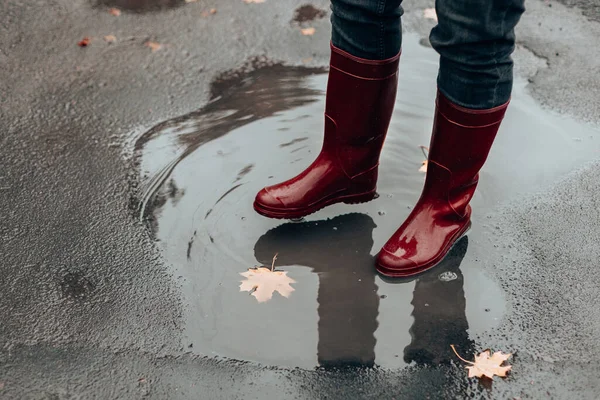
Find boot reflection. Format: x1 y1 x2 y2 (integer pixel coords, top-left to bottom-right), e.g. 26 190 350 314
253 213 378 368
403 237 474 365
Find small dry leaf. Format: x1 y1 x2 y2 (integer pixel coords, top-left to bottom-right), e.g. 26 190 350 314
423 8 438 21
419 145 429 173
78 37 91 47
243 0 266 3
145 41 162 52
104 35 117 43
452 345 512 380
239 254 295 303
109 7 121 16
301 27 316 36
201 8 217 16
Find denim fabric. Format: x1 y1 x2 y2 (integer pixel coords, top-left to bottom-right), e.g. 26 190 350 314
330 0 403 60
330 0 525 108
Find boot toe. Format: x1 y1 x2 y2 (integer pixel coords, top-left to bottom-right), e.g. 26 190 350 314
376 249 420 276
254 188 286 209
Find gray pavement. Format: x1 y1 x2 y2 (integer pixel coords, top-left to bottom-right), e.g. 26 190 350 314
1 0 600 399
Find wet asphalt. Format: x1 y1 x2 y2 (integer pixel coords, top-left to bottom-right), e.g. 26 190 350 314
1 0 600 399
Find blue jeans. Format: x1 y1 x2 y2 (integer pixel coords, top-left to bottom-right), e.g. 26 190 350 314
330 0 525 109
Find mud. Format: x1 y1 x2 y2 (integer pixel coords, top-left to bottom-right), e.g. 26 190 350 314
293 5 328 24
131 34 600 369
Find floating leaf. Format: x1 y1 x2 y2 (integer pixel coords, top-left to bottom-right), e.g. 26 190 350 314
239 254 296 303
301 27 316 36
419 145 429 173
451 345 513 379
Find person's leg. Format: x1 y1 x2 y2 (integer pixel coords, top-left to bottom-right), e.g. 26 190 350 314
376 0 525 277
331 0 403 60
254 0 403 219
431 0 525 109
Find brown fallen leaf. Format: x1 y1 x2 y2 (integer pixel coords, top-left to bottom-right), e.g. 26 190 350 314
239 254 296 303
104 35 117 43
451 345 512 379
202 8 217 16
109 7 121 16
301 27 316 36
145 41 162 52
78 37 91 47
423 8 438 21
419 145 429 173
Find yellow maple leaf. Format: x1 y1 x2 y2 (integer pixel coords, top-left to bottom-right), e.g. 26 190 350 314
452 345 512 379
239 255 295 303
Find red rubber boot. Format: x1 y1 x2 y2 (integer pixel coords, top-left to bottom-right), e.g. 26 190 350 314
253 44 400 219
376 91 509 278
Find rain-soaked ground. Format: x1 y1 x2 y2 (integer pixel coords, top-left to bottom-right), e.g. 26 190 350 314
130 34 600 370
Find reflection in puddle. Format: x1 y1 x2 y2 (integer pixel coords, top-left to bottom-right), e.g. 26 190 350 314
255 214 378 368
131 34 600 369
403 237 473 366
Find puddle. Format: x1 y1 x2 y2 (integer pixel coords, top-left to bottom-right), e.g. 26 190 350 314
93 0 184 12
131 34 600 369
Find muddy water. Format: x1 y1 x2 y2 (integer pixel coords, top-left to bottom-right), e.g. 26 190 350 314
131 34 600 369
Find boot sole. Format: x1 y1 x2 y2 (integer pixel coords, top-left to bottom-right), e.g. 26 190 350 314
253 190 377 220
376 222 471 280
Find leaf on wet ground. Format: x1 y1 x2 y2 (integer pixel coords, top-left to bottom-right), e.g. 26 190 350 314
109 7 121 16
243 0 266 3
239 254 296 303
301 27 316 36
201 8 217 16
145 41 162 52
451 345 513 379
419 145 429 173
104 35 117 43
424 8 438 21
78 37 91 47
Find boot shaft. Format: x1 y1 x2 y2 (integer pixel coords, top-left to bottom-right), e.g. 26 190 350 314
424 91 509 217
324 44 400 178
